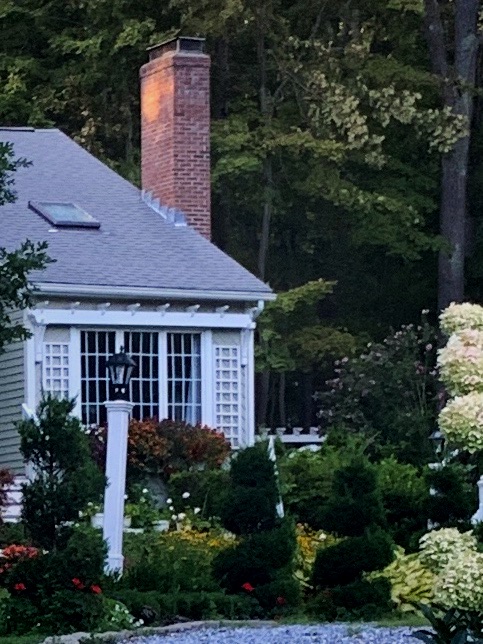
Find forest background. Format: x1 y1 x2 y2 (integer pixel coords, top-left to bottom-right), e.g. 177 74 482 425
1 0 481 429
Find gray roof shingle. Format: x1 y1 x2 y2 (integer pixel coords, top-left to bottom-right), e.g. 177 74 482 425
0 128 272 299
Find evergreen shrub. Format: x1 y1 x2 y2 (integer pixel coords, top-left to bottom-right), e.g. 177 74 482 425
312 529 394 588
17 395 104 549
213 442 299 614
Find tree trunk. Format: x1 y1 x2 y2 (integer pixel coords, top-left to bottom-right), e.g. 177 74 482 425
258 156 273 280
438 134 470 310
423 0 479 310
257 371 271 427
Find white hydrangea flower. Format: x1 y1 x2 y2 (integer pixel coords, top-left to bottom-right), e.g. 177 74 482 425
182 492 190 499
177 512 186 520
438 392 483 453
437 329 483 395
440 302 483 335
435 549 483 611
419 528 478 574
171 514 177 521
166 498 172 504
194 507 201 515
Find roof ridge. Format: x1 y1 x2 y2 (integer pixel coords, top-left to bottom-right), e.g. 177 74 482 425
0 127 61 133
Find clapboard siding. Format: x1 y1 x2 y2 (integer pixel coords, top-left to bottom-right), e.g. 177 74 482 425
0 311 25 473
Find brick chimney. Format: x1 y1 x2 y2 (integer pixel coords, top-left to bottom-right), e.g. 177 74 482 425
140 37 211 239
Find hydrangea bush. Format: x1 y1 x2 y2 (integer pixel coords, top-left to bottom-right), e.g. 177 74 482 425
438 392 483 453
438 330 483 396
440 302 483 336
419 528 478 574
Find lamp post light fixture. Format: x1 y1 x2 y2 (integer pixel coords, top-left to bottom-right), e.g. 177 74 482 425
103 348 136 574
429 429 445 456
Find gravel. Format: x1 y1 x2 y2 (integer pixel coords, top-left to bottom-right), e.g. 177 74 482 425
127 624 423 644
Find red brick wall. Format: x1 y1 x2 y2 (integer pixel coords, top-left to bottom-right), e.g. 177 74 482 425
140 50 211 239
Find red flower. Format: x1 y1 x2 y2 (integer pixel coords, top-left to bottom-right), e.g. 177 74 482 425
241 582 254 592
72 578 85 590
90 584 102 594
14 583 26 591
276 596 286 605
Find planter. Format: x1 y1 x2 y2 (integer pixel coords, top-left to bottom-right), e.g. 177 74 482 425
153 519 170 532
90 513 132 529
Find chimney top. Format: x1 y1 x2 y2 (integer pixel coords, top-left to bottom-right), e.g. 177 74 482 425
147 37 205 61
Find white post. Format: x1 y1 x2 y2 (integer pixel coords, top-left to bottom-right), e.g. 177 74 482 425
268 436 285 519
103 399 134 574
472 476 483 525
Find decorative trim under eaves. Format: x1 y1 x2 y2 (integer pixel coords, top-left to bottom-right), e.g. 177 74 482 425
29 308 256 330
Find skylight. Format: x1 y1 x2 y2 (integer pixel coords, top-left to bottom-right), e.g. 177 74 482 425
29 201 101 229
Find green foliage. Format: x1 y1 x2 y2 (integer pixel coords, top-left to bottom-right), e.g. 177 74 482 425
425 463 477 529
318 318 438 465
278 437 369 528
214 442 298 610
319 456 387 537
168 470 230 519
0 526 107 635
122 532 219 594
110 588 263 623
330 578 394 620
376 457 429 549
220 443 278 535
312 529 395 589
414 604 483 644
17 396 105 549
256 279 356 373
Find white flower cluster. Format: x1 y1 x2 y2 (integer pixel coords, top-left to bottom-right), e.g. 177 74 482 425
419 528 477 574
434 549 483 611
438 391 483 453
438 330 483 395
418 528 483 611
440 302 483 336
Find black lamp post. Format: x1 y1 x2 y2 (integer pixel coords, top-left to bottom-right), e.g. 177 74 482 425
106 347 136 400
429 429 445 456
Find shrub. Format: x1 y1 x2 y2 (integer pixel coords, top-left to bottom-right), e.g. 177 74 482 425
89 419 231 481
312 529 394 589
17 396 104 549
425 463 476 528
122 530 224 594
220 443 279 535
110 589 263 622
0 470 13 524
0 525 107 635
278 436 368 529
317 318 437 465
213 443 298 613
330 578 393 619
168 470 230 519
370 547 436 612
319 457 386 536
376 457 429 549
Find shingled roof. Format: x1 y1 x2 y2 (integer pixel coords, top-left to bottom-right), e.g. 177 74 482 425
0 128 272 301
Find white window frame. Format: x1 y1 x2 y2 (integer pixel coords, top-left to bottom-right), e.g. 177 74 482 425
71 328 214 427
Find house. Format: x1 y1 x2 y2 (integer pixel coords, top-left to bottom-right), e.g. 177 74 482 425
0 37 274 478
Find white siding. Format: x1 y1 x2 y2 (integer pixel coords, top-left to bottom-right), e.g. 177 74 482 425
0 311 25 473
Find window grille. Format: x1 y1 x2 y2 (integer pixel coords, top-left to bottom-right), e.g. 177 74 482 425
124 331 160 420
167 333 201 424
43 343 70 399
81 331 116 425
214 346 241 447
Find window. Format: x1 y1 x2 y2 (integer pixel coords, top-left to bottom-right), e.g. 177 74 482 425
124 331 159 420
81 331 115 425
29 201 101 229
214 346 241 447
43 343 70 399
79 331 201 425
167 333 201 424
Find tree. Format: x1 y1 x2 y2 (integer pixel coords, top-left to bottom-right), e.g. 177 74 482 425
17 396 105 549
0 142 51 354
423 0 480 310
